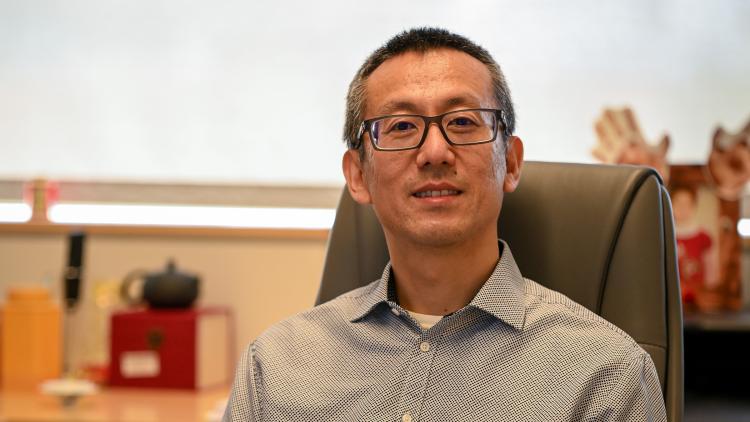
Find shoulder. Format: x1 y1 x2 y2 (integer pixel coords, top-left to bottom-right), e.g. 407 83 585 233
518 278 663 411
252 279 380 354
520 277 645 360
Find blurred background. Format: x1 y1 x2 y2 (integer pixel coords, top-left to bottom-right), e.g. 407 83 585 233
1 0 748 184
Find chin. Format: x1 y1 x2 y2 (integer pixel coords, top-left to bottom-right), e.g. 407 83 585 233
407 224 471 247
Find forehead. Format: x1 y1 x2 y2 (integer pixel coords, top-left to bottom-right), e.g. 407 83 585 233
364 48 495 116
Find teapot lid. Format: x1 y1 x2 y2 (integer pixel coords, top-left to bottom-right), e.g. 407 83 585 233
150 258 198 281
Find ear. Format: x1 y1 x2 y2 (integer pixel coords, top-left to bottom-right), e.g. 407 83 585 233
342 149 373 204
503 136 524 193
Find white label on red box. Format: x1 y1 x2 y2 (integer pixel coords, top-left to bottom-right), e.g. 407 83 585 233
121 351 160 378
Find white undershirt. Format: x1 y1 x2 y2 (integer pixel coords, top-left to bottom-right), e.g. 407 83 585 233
408 310 443 329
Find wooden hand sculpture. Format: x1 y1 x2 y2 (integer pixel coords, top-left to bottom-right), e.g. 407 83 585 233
707 117 750 200
592 107 670 184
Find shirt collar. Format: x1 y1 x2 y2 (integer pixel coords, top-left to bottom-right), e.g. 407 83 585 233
348 240 527 331
347 264 394 322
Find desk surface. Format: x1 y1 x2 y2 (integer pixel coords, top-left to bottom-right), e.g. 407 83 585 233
0 386 229 422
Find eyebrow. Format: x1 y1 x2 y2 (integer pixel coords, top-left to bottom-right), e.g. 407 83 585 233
378 101 419 115
376 96 483 116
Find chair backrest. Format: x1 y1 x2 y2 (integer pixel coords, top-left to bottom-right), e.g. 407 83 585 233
317 161 683 421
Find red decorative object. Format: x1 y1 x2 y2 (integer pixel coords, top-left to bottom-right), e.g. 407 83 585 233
109 307 233 389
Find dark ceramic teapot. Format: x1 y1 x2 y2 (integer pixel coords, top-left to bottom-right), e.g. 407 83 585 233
121 259 200 308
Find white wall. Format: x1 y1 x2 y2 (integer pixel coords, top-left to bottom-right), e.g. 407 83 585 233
1 0 748 185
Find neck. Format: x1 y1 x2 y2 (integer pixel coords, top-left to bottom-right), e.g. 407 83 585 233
387 231 500 316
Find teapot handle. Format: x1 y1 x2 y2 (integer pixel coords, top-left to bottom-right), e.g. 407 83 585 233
120 269 148 306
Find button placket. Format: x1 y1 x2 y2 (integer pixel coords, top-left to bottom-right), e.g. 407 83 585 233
395 334 437 422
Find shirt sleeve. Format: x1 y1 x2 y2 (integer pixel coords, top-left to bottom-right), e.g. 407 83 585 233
597 351 667 422
223 343 260 422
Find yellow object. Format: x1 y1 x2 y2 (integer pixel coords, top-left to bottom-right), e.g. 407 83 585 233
1 286 61 389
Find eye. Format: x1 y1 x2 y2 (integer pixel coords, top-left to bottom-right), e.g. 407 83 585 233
388 120 416 132
448 116 477 127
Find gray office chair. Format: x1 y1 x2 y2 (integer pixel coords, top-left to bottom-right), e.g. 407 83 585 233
317 161 683 421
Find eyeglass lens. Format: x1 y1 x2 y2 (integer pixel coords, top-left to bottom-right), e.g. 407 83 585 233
371 110 497 149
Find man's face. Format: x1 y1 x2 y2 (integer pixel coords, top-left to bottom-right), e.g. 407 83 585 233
343 48 523 248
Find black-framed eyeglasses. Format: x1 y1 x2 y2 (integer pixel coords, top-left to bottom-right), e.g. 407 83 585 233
355 108 509 151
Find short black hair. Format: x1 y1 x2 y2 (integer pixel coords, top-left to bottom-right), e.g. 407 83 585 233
343 27 516 150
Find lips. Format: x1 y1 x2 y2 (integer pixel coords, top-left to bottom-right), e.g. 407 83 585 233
414 189 460 198
412 183 463 198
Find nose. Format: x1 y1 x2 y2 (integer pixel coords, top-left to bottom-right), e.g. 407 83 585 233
415 122 456 168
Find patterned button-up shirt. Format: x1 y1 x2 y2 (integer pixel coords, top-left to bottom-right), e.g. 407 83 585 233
224 242 666 421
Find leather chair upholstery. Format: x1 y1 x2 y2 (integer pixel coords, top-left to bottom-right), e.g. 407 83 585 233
316 161 684 421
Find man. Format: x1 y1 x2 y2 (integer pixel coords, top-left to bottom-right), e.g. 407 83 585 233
224 28 666 421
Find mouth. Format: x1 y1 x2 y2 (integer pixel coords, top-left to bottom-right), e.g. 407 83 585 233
412 183 463 200
413 189 461 198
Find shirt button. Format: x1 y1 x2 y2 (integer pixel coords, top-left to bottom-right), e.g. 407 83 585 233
402 413 413 422
419 341 430 352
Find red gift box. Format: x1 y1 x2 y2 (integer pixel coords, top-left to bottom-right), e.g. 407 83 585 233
109 307 233 389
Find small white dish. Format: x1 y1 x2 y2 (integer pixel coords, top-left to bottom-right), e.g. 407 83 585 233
40 378 98 407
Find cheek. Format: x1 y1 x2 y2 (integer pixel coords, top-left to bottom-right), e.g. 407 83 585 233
364 158 397 201
366 153 414 194
362 163 379 198
490 143 507 188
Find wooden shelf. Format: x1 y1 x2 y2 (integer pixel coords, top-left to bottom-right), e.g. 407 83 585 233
683 309 750 332
0 386 229 422
0 222 329 240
